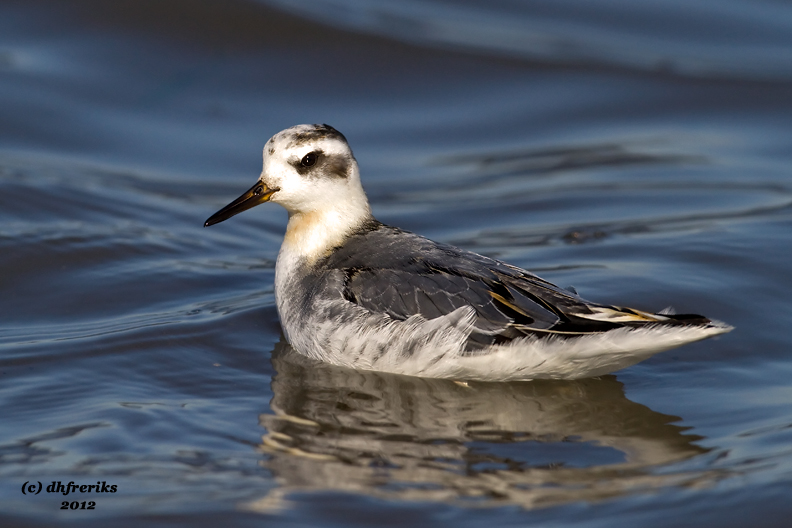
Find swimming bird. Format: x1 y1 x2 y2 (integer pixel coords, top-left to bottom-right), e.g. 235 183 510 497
205 124 732 381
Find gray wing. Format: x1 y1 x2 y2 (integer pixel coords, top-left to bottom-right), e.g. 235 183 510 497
322 223 690 349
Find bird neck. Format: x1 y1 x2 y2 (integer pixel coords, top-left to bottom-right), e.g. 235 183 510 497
282 200 373 265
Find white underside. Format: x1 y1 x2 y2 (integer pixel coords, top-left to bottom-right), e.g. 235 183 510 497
282 302 733 381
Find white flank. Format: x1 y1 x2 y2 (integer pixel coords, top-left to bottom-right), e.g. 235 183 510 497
285 298 733 381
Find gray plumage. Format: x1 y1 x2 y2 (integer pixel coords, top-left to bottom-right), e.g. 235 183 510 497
302 220 713 352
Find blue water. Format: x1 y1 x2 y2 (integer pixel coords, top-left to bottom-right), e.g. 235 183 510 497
2 0 792 526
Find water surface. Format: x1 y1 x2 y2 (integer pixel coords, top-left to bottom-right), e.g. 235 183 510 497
2 0 792 526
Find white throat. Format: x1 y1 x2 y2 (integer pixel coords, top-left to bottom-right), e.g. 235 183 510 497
280 198 372 265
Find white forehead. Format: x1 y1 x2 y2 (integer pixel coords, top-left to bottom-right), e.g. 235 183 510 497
263 124 351 160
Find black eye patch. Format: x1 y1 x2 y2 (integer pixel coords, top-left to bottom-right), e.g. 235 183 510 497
325 155 350 179
291 150 350 178
289 150 350 178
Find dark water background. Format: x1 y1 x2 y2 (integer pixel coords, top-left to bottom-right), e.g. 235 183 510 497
2 0 792 526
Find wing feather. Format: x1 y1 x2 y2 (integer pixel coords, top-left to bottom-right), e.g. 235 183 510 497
320 223 705 349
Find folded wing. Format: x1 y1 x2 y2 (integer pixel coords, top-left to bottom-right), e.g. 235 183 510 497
323 223 711 350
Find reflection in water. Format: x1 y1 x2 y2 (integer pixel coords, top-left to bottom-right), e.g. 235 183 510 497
246 342 718 512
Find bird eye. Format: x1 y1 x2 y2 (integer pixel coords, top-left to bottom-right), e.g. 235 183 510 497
301 152 318 167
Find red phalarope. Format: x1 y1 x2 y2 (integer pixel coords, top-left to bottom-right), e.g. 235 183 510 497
205 124 732 381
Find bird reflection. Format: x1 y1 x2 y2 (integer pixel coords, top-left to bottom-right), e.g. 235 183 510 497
246 341 714 512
